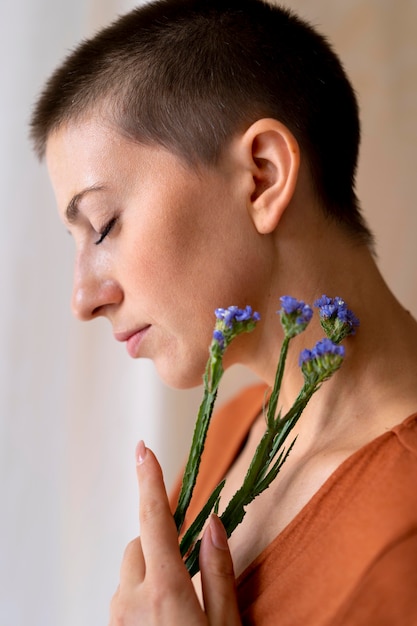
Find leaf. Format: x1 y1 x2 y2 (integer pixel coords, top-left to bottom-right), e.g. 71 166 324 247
179 480 225 557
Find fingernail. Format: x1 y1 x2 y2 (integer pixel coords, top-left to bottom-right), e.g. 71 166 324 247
209 514 228 551
136 440 147 465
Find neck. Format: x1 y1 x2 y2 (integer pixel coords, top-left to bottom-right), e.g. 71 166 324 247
243 213 417 450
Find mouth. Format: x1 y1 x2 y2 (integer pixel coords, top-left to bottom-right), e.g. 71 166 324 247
114 326 151 358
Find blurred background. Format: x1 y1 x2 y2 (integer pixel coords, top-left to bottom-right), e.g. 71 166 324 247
1 0 416 624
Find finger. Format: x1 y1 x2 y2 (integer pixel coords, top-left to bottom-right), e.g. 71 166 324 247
200 515 241 625
136 441 183 574
119 535 145 588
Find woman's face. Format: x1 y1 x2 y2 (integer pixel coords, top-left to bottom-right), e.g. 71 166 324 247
46 117 268 388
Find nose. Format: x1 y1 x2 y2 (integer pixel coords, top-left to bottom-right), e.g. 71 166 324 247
71 256 123 321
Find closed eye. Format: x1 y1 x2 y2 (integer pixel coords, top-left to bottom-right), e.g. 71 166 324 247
95 217 117 245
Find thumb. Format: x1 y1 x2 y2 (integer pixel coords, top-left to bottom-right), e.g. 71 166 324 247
199 515 242 626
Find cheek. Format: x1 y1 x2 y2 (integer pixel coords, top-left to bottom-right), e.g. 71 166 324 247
121 174 267 386
124 205 211 310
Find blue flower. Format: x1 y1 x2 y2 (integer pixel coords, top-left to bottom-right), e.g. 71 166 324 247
314 295 359 343
299 337 345 384
278 296 313 338
211 305 260 356
312 337 345 359
299 348 313 366
280 296 303 315
337 306 360 328
215 305 260 328
212 329 225 350
314 295 333 309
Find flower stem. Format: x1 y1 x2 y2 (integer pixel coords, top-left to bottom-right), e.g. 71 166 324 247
173 358 223 533
266 335 290 427
173 307 261 534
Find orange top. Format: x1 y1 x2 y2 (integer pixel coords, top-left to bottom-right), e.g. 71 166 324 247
171 384 417 625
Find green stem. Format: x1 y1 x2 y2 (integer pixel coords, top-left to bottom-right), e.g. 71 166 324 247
173 355 224 533
179 480 225 557
266 335 290 427
173 393 217 531
184 371 337 576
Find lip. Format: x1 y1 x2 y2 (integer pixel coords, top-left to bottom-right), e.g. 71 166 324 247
114 326 151 358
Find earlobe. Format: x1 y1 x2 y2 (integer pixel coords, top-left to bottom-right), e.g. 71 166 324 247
243 119 300 234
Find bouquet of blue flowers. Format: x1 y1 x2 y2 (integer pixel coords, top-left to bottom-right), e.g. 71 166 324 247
174 295 359 577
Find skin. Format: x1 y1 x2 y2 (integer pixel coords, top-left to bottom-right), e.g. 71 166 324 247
46 114 417 624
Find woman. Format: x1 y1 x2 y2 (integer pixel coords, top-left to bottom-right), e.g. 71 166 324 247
31 0 417 623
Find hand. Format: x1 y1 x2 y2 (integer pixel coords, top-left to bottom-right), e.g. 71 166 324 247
109 441 242 625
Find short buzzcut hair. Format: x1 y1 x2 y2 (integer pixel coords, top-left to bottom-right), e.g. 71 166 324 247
30 0 373 246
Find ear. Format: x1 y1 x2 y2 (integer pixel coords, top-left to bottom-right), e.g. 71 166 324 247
241 119 300 234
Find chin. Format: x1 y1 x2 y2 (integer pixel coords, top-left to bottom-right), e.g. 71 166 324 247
160 370 206 390
155 355 207 390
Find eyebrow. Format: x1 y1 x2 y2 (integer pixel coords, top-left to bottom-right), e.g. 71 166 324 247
65 185 107 224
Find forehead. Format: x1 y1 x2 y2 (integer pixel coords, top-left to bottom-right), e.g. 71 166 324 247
45 117 182 215
44 116 227 227
46 117 129 182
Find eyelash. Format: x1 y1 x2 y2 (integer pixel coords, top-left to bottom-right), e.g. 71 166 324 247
95 217 117 245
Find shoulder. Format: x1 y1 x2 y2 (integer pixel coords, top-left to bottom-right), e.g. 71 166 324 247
330 528 417 625
237 418 417 623
321 413 417 533
391 411 417 457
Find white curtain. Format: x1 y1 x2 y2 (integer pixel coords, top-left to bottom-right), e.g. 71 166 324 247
1 1 416 625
